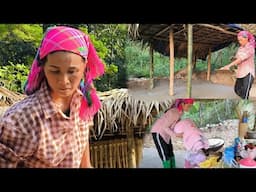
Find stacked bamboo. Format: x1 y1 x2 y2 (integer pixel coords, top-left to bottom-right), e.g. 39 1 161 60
90 138 129 168
90 137 144 168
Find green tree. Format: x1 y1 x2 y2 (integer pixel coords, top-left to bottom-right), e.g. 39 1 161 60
0 24 42 66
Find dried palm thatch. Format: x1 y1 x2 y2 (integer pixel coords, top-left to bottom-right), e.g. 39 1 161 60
0 86 25 116
92 88 174 141
0 86 25 106
240 24 256 35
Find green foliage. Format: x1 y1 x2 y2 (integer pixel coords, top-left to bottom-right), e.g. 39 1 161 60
126 40 187 78
84 24 127 90
0 62 29 93
182 100 239 128
105 64 118 75
210 43 238 71
0 24 42 67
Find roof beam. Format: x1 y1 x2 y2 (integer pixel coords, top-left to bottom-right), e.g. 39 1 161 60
195 24 238 36
155 25 172 36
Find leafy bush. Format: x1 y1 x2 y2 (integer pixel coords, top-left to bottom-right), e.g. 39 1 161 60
0 62 29 93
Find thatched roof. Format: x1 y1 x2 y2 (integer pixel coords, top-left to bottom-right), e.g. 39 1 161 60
240 24 256 35
129 24 243 60
92 89 173 140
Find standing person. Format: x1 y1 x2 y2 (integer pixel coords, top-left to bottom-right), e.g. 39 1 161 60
150 98 194 168
220 30 255 99
0 26 105 168
173 118 209 168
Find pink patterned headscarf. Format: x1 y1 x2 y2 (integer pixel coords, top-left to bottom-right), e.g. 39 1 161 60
171 98 194 112
24 26 105 121
237 30 256 48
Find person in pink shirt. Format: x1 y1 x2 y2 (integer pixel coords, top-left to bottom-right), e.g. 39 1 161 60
174 118 209 168
151 98 194 168
0 26 105 168
220 30 255 99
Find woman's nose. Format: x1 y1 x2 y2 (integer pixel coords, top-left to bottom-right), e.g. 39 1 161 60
58 74 69 85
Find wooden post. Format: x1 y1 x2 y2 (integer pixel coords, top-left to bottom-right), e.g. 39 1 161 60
149 44 154 89
187 24 193 98
169 28 174 96
127 128 136 168
207 49 211 81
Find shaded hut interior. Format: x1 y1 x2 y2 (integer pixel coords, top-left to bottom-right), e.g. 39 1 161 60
130 24 243 59
128 24 244 97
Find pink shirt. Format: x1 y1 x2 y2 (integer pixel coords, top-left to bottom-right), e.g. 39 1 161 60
235 43 255 78
174 119 209 152
0 81 90 168
150 108 182 143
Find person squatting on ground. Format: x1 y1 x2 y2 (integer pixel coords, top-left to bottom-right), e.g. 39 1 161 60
150 98 194 168
0 26 105 168
173 118 209 168
220 30 255 99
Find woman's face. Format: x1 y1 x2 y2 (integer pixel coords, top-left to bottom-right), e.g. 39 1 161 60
237 36 249 47
43 51 86 99
182 103 193 112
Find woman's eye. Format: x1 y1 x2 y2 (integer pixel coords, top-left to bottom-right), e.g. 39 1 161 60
50 71 59 74
68 70 78 74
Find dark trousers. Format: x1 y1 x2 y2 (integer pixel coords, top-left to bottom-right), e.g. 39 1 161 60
234 73 254 99
152 133 174 161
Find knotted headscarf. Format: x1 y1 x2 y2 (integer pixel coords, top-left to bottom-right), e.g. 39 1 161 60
171 98 194 112
237 30 256 48
24 26 105 121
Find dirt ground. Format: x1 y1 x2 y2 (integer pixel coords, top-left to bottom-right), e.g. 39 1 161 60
128 70 256 101
127 77 256 101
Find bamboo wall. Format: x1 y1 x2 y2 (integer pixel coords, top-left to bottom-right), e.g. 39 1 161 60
90 137 143 168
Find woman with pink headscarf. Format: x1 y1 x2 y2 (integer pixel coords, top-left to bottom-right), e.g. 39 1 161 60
151 98 194 168
220 30 255 99
0 26 105 167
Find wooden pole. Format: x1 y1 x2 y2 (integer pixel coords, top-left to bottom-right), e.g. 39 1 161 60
187 24 193 98
149 44 154 89
169 28 174 96
207 49 212 81
127 128 136 168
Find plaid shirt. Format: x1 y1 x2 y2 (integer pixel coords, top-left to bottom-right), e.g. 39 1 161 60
0 81 90 168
